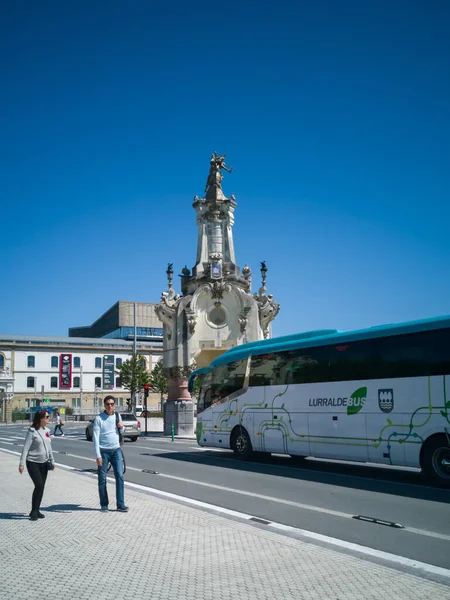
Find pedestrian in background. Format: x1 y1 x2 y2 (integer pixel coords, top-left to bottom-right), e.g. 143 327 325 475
93 395 128 513
18 409 55 521
53 411 64 437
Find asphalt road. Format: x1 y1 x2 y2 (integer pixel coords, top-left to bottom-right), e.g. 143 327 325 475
2 422 450 570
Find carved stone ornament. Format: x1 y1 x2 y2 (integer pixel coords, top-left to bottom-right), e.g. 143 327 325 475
254 293 280 339
154 286 180 340
185 308 197 335
238 307 252 334
167 364 197 379
202 281 232 300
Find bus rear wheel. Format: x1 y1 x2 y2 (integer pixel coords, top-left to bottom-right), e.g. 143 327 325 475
231 427 253 460
422 435 450 487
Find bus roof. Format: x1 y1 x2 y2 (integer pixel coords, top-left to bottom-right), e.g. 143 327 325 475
203 314 450 370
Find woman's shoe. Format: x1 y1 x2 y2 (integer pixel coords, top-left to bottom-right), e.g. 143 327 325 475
29 512 38 521
37 512 45 519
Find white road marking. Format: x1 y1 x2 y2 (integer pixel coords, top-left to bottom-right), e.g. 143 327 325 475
2 446 449 545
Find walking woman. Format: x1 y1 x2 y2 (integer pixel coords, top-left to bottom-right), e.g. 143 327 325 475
18 409 55 521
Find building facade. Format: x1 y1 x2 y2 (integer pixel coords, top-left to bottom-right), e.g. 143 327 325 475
0 334 162 419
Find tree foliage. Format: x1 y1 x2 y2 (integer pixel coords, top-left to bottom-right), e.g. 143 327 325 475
147 360 168 400
116 354 150 396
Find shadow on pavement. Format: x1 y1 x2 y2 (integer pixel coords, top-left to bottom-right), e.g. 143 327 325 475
0 512 29 520
145 450 450 503
43 504 99 512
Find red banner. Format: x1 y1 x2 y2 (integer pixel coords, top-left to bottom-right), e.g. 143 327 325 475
60 354 72 389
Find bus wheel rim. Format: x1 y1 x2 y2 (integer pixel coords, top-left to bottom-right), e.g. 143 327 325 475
236 435 247 453
432 447 450 479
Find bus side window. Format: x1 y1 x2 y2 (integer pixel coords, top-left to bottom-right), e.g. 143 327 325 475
427 328 450 376
327 340 374 382
212 360 247 400
372 333 427 379
249 354 279 387
282 350 323 385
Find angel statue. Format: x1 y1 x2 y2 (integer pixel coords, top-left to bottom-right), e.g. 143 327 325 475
205 152 233 194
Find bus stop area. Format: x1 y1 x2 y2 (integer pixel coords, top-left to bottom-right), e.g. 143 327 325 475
0 451 448 600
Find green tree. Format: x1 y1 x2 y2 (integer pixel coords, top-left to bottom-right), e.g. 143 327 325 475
116 354 150 401
148 360 168 410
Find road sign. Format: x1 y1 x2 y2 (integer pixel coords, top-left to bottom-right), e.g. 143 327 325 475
43 398 51 403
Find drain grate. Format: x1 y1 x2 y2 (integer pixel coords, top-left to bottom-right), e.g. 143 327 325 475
250 517 271 525
353 515 404 528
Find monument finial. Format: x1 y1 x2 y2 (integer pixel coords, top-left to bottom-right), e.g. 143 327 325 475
204 152 233 197
166 263 173 289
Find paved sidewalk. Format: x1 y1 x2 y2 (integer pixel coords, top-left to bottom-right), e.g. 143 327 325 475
0 452 449 600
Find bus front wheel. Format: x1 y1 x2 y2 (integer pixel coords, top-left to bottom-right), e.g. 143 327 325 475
231 427 253 460
422 435 450 487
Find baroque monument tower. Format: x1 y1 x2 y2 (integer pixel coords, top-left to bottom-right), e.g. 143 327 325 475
155 153 280 435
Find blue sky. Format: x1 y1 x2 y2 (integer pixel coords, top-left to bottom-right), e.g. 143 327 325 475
1 0 449 337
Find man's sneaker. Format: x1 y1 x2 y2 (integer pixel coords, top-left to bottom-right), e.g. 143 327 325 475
61 434 65 437
117 505 129 513
100 506 108 512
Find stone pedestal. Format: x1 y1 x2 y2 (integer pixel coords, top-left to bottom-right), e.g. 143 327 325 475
163 400 194 436
164 375 194 435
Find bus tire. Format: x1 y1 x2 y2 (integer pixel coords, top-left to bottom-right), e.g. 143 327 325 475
421 434 450 487
231 427 253 460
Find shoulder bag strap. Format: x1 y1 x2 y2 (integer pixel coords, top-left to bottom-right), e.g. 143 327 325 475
37 430 50 461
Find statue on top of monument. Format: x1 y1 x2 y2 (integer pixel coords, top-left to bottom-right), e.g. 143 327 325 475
205 152 233 195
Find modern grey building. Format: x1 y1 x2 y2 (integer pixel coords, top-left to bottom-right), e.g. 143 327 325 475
69 301 163 345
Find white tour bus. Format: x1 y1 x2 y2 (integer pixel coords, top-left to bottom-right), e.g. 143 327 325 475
188 315 450 485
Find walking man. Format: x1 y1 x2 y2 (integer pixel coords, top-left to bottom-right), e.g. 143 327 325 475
93 396 128 513
53 412 64 436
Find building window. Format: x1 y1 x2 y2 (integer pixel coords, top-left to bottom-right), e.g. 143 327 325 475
95 357 101 369
73 377 80 388
74 357 81 368
27 376 35 388
71 398 76 407
50 377 58 388
116 358 122 368
0 355 4 368
28 356 35 368
118 397 123 407
95 377 101 388
116 377 122 388
51 356 58 368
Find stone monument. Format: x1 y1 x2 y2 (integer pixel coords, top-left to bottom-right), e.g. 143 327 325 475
155 153 280 435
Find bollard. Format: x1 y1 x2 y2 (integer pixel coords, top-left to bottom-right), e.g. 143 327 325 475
171 422 174 442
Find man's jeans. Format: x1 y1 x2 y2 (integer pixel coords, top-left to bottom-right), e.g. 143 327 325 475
98 448 125 508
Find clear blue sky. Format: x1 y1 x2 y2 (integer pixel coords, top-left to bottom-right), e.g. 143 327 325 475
1 0 449 337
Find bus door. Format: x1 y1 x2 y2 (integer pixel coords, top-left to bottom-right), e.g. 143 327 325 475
196 372 213 446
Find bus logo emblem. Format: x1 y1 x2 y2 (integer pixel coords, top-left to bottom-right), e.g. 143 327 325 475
378 389 394 413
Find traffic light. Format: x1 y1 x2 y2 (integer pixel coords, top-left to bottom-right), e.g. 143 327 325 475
144 384 149 400
126 398 131 411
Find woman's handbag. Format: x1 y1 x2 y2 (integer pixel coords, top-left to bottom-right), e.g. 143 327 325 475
60 420 64 426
